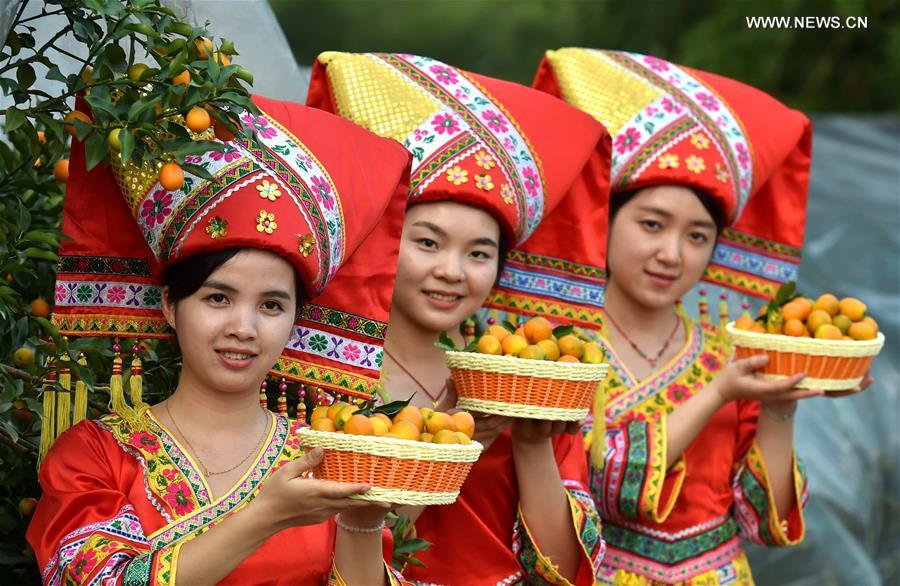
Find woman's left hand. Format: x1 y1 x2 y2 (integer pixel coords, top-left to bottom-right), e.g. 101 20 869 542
825 370 875 398
511 418 583 444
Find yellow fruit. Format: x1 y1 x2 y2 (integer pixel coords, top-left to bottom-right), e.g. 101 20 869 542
13 347 35 368
326 401 349 421
806 310 832 334
53 159 69 182
454 431 472 445
373 412 392 429
29 298 51 317
861 316 879 333
159 162 185 191
813 293 840 317
848 321 877 341
766 312 784 334
390 420 420 441
536 339 560 361
582 342 605 364
733 314 756 330
501 334 528 356
557 354 580 363
108 128 122 150
419 432 434 443
485 325 510 341
194 37 215 59
127 63 149 81
311 418 336 432
213 117 236 141
476 334 502 355
393 406 424 432
557 335 584 359
523 316 553 344
310 405 330 424
451 411 475 438
514 326 526 338
518 344 547 361
814 324 843 340
838 297 867 322
64 111 91 139
18 498 38 517
344 413 374 436
783 318 805 337
749 322 766 334
172 69 191 86
425 411 457 434
370 416 389 437
832 314 852 335
781 299 811 322
334 405 358 430
382 432 400 439
186 106 211 133
432 429 458 444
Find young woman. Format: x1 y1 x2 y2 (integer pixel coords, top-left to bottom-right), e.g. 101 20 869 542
534 48 873 585
27 97 414 585
307 52 611 585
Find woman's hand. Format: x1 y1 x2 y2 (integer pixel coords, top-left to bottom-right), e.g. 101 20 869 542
251 448 385 533
510 418 582 445
471 413 511 450
825 370 875 398
711 355 823 405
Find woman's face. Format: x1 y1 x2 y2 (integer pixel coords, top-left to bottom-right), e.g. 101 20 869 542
162 249 297 395
607 185 718 310
392 201 501 334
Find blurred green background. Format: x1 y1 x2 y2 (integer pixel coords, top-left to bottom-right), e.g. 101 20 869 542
270 0 899 112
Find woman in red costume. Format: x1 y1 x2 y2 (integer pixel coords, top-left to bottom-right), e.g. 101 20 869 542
307 51 612 585
27 96 416 585
533 48 872 585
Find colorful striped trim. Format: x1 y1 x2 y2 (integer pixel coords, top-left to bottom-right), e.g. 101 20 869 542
299 304 388 339
272 356 378 399
51 313 170 337
58 255 152 277
287 325 383 370
483 290 605 327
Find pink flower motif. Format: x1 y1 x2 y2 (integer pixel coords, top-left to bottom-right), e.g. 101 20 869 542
700 352 722 371
666 384 691 404
413 129 430 141
502 136 515 151
184 155 203 164
285 436 301 450
614 127 641 154
209 144 241 163
241 114 277 139
129 432 160 453
696 92 720 112
163 481 195 516
454 88 468 102
310 176 334 210
661 97 682 114
162 468 178 482
620 412 648 426
342 344 362 362
645 106 659 116
429 64 459 85
70 548 98 579
55 284 66 303
481 110 509 134
736 143 750 169
522 167 539 197
431 113 460 135
643 56 670 72
140 189 173 228
106 286 126 304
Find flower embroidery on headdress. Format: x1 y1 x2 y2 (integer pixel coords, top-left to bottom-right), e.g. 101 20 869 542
446 166 468 185
690 133 711 150
715 163 729 183
474 173 494 191
298 233 316 257
256 180 282 201
658 153 680 169
256 210 277 234
205 216 228 239
685 155 706 174
474 150 495 170
500 184 514 205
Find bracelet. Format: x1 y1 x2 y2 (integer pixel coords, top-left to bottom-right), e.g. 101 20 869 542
761 402 797 423
334 514 385 534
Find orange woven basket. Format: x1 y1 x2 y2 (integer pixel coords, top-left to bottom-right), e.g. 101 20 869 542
297 428 482 505
726 322 884 391
445 351 608 420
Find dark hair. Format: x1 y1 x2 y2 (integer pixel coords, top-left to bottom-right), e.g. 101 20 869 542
163 248 305 319
609 186 726 235
494 233 510 286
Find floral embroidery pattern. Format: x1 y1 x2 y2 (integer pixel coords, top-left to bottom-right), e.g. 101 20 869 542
163 481 195 516
690 132 711 150
644 55 670 72
205 216 228 239
500 183 514 204
615 127 641 154
696 92 720 111
661 97 682 114
716 163 729 183
658 153 679 169
522 166 539 196
240 113 277 139
256 210 277 234
106 286 126 304
474 150 495 170
481 110 509 134
128 432 160 453
310 175 335 210
298 233 316 257
474 173 494 191
140 189 173 228
209 144 241 163
446 165 468 185
429 64 459 85
256 179 282 201
685 154 706 174
431 113 460 135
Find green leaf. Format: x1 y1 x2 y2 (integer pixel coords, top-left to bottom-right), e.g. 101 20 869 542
553 324 575 338
372 395 413 418
501 320 517 333
181 163 212 181
45 65 68 83
220 38 236 55
23 248 59 263
463 339 478 352
119 128 135 162
16 64 36 90
234 66 254 85
73 118 93 142
22 230 60 248
32 317 62 346
83 132 107 171
4 107 26 132
393 538 433 554
435 330 457 351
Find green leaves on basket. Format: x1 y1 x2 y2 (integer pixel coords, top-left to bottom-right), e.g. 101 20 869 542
388 512 433 570
501 320 517 334
759 280 803 324
371 395 414 418
436 330 458 351
552 324 575 338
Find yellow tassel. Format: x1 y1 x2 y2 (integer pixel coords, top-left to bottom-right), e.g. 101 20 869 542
109 355 128 416
129 356 143 407
589 381 607 470
38 372 57 467
56 358 72 438
73 354 88 425
718 292 730 326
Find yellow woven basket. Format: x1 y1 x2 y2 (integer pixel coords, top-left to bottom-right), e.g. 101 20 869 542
296 428 483 505
445 351 608 420
726 322 884 391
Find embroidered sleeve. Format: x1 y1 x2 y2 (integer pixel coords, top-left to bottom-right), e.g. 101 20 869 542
39 504 178 586
327 560 413 585
593 413 686 524
732 439 807 546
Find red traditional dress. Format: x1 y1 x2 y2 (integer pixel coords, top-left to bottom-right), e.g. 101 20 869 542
533 49 814 584
307 52 612 584
28 96 414 585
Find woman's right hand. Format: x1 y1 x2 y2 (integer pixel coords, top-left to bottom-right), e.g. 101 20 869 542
251 448 388 534
711 355 823 404
471 413 511 450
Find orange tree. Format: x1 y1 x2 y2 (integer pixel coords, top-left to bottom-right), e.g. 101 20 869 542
0 1 255 579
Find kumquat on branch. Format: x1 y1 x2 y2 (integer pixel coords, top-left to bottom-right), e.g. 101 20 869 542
729 282 884 391
441 315 609 421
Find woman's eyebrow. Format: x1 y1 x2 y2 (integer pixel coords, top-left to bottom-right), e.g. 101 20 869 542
470 237 499 248
412 220 448 238
202 281 291 300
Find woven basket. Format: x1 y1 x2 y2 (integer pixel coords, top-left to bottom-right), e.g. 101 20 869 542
445 351 608 420
296 428 482 505
726 322 884 391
